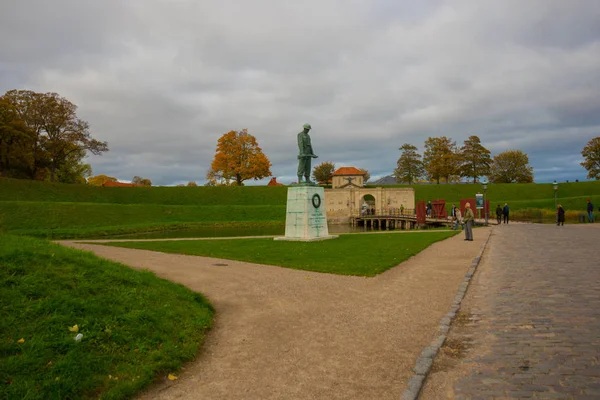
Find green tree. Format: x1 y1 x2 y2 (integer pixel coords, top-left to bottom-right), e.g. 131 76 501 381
88 174 118 186
0 98 35 178
132 176 152 186
53 147 92 184
394 144 424 185
205 168 229 186
37 92 108 182
1 90 47 179
459 135 491 183
208 129 272 186
581 137 600 180
489 150 534 183
423 136 459 184
312 161 335 184
358 168 370 183
1 89 108 182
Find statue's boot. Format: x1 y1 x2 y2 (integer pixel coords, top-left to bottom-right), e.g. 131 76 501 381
304 175 312 184
297 175 303 183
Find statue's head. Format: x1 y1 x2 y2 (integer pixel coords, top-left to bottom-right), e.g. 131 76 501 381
303 123 311 131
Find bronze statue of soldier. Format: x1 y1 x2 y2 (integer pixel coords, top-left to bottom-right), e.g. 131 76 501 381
297 123 318 184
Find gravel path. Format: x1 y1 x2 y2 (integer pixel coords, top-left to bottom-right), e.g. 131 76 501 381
61 228 490 400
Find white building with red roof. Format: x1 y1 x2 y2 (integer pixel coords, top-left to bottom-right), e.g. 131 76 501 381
331 167 365 189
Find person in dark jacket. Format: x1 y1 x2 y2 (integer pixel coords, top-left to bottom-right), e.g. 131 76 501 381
502 203 509 224
426 201 432 217
496 204 502 225
587 200 594 222
557 204 565 226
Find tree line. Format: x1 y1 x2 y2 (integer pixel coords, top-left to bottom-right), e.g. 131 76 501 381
206 130 600 186
3 88 600 186
394 136 534 184
0 90 108 183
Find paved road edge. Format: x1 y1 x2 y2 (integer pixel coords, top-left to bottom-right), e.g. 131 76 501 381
400 228 493 400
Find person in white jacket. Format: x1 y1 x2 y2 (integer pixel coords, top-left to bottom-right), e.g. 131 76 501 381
454 208 462 230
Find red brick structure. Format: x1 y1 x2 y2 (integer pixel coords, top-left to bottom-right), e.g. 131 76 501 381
102 181 140 187
267 177 285 186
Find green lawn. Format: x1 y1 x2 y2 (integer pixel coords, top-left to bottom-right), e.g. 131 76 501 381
0 177 287 205
0 202 285 239
0 234 214 400
98 231 459 276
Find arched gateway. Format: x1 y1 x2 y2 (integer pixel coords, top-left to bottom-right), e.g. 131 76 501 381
324 186 415 224
322 166 415 224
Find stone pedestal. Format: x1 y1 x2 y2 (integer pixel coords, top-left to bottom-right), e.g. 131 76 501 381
274 186 338 242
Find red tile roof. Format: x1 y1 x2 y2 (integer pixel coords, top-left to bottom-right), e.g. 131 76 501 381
102 181 140 187
333 167 364 176
267 177 285 186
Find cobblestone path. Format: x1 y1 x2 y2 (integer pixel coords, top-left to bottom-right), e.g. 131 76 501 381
422 224 600 399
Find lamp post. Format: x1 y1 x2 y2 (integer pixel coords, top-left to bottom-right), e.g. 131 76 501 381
481 177 488 226
553 180 558 208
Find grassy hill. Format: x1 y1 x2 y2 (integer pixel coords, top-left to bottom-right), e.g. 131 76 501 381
1 178 599 238
0 177 287 205
0 233 213 399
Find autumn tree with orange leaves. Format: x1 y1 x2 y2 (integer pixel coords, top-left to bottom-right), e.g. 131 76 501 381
207 129 272 186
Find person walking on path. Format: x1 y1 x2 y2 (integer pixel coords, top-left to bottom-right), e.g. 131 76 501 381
503 203 510 224
451 204 457 229
557 204 565 226
455 207 463 230
496 204 502 225
587 200 594 222
463 203 474 241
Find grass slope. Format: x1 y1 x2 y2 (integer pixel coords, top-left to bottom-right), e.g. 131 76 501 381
0 234 214 400
0 201 285 238
366 181 600 211
2 178 600 239
99 231 459 276
0 178 287 205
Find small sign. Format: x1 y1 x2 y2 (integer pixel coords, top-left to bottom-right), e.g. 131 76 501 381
475 193 484 209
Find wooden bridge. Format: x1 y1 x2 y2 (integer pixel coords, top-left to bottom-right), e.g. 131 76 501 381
350 210 454 230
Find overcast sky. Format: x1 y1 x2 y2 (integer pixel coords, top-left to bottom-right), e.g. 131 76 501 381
2 0 599 185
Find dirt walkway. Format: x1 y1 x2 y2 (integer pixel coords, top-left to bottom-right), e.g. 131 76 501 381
61 228 490 400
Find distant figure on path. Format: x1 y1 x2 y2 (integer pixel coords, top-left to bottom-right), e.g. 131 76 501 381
426 201 432 217
463 203 474 241
503 203 510 224
451 204 457 229
587 200 594 222
297 123 318 184
496 204 502 225
557 204 565 226
455 207 463 230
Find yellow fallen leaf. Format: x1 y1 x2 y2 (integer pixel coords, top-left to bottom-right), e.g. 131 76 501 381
68 325 79 333
168 374 178 381
17 338 25 344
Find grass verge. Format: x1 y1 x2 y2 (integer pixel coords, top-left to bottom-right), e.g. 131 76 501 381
0 201 285 239
97 231 459 276
0 234 214 400
9 221 285 240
